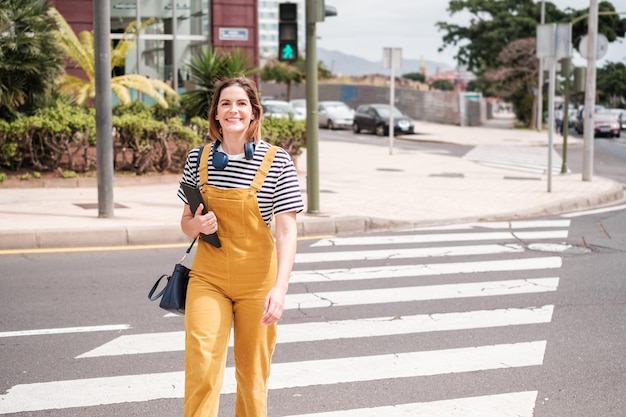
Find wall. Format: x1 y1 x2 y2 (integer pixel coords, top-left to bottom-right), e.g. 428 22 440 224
211 0 259 70
260 82 469 126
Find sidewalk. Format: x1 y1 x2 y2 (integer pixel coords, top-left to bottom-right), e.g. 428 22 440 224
0 113 623 250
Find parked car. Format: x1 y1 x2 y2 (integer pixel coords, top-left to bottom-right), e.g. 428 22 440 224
289 99 307 120
262 100 305 121
608 108 626 130
574 105 606 134
352 104 414 136
593 112 621 138
318 100 354 130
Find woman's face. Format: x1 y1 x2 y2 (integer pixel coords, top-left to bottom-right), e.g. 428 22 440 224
215 85 254 138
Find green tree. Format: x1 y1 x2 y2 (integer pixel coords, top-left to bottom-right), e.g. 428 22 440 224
260 59 304 101
483 38 539 127
402 72 426 83
436 0 625 74
597 62 626 107
48 7 177 108
430 79 455 91
259 57 331 101
180 46 257 119
0 0 64 120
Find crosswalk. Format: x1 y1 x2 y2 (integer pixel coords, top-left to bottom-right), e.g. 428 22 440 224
463 145 568 174
0 219 569 416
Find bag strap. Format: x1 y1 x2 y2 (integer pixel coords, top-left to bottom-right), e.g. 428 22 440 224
179 144 204 263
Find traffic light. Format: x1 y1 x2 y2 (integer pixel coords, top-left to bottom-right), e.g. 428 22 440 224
278 3 297 62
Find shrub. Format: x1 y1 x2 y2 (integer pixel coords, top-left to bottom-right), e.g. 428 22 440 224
261 117 306 158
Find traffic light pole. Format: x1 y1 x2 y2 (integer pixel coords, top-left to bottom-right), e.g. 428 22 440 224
305 0 320 214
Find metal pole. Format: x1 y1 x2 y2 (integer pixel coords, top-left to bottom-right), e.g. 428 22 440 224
305 0 320 214
561 58 570 174
94 0 114 218
547 57 555 192
537 0 545 131
582 0 598 181
136 1 141 76
388 63 395 155
172 0 178 91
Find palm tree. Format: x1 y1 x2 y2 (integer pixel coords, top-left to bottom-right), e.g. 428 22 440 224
47 7 177 108
181 46 258 119
0 0 65 120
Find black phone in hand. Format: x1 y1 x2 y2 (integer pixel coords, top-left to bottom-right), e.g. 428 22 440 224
181 182 221 248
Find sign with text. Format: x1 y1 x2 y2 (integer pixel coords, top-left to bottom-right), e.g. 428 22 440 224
218 28 248 41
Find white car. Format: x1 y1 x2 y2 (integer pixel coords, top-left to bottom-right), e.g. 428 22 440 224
289 99 307 120
261 100 305 121
318 100 354 130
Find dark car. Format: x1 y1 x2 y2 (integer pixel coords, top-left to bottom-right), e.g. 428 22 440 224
352 104 414 136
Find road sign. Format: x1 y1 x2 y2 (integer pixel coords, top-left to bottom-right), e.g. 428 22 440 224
578 34 608 60
218 28 248 41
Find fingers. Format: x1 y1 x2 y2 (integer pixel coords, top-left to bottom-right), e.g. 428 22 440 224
196 208 218 234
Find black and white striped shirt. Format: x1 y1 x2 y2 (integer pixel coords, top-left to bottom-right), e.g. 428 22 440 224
177 140 304 225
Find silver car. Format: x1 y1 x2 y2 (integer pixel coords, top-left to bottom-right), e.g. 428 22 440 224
318 100 355 130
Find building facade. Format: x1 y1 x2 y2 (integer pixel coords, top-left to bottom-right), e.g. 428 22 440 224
51 0 262 91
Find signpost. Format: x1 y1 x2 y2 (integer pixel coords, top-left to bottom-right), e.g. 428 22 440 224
536 22 571 192
383 47 402 155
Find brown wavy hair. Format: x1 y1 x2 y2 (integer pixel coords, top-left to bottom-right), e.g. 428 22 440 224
207 77 263 143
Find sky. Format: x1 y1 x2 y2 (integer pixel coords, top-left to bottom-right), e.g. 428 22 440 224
316 0 626 68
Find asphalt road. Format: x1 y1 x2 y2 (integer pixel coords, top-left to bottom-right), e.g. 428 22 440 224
2 201 626 416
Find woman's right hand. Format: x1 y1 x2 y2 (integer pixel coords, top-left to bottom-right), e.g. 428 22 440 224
195 204 218 235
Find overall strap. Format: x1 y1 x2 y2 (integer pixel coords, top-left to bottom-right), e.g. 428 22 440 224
250 146 279 192
198 144 211 187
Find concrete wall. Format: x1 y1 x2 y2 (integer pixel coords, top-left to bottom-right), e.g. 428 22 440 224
259 82 489 126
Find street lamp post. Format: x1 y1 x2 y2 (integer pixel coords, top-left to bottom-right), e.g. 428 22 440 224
94 0 114 218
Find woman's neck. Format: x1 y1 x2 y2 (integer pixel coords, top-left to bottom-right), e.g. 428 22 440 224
220 135 247 155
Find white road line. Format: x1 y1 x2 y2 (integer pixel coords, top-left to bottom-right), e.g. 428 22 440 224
0 324 131 338
282 391 538 417
78 305 554 358
311 230 569 247
291 256 562 283
0 341 546 414
295 243 525 264
286 277 559 309
561 203 626 218
412 219 570 230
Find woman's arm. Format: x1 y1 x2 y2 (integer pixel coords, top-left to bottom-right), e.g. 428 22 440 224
261 210 298 325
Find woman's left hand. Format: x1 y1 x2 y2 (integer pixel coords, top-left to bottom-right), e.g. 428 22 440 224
261 286 287 325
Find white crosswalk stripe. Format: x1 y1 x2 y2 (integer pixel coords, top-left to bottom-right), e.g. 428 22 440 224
0 220 565 416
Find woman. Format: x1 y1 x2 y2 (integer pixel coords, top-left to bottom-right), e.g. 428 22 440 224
177 76 303 417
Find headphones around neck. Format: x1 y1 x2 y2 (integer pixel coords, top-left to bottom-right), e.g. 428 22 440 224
211 139 256 170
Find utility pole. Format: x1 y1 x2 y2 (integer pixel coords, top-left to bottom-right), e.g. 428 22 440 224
582 0 598 181
537 0 545 131
94 0 114 218
304 0 336 214
305 0 320 214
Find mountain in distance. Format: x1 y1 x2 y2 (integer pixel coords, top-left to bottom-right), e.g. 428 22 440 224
318 48 454 77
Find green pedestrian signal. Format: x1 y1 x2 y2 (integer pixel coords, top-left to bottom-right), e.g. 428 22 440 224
278 3 298 62
280 43 295 61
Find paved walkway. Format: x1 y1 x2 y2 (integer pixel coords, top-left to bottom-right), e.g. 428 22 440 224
0 113 623 250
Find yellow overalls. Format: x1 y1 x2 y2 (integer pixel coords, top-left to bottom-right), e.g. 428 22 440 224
184 145 280 417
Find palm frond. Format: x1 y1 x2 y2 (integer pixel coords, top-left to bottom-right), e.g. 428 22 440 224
47 7 94 79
